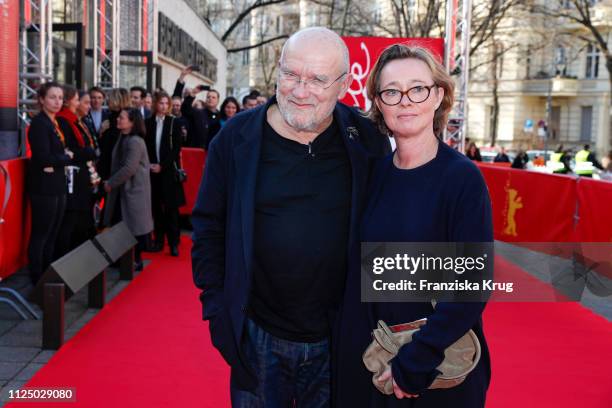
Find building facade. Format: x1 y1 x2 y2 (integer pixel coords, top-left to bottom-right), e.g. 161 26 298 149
468 0 611 156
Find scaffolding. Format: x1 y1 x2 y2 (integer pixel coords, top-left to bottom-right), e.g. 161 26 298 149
18 0 54 126
93 0 121 89
444 0 472 153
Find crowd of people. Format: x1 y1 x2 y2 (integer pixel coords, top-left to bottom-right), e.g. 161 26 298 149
464 137 612 177
26 70 269 286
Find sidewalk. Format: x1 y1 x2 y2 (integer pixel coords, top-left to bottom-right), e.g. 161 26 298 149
0 263 148 406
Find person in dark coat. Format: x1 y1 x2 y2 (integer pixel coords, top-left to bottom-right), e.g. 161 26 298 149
511 150 529 169
171 95 190 146
465 142 482 161
54 86 98 258
145 90 186 256
26 82 74 285
77 91 101 158
493 146 511 163
191 27 391 407
97 88 130 181
172 68 210 149
103 108 153 271
82 86 109 141
335 44 493 408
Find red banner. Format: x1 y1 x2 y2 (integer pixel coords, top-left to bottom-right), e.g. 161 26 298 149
340 37 444 110
477 165 577 242
576 178 612 242
179 148 207 215
0 159 30 279
0 0 18 111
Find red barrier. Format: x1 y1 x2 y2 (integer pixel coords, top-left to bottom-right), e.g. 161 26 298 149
179 148 207 215
0 158 30 279
477 165 577 242
575 178 612 242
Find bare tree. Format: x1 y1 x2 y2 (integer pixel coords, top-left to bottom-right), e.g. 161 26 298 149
530 0 612 93
205 0 291 53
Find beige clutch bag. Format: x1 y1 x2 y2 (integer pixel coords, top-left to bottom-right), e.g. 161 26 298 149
362 317 481 395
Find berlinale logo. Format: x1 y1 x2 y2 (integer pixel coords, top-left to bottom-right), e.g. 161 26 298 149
503 179 523 237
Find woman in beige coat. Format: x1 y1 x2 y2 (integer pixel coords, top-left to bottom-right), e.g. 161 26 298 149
103 108 153 270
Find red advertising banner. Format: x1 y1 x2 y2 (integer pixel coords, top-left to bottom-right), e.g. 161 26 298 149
0 0 19 110
179 148 207 215
340 37 444 110
477 165 577 242
575 178 612 242
0 159 30 279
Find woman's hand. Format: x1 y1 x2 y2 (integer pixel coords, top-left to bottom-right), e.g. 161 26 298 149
150 164 161 173
103 182 111 193
65 149 74 159
376 367 419 400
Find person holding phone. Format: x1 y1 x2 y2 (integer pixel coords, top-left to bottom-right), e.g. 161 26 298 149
172 67 211 149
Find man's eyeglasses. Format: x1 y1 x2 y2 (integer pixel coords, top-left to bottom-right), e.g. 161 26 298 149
279 70 347 92
377 84 437 106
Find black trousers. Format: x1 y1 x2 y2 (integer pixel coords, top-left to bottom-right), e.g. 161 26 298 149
28 194 66 284
151 177 180 247
55 209 95 259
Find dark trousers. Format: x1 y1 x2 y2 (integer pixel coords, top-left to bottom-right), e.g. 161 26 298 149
151 177 179 247
231 318 331 408
28 194 66 284
55 209 95 259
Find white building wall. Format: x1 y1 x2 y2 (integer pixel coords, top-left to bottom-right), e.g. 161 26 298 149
156 0 227 100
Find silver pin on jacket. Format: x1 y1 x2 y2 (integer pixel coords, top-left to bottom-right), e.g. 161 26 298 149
346 126 359 140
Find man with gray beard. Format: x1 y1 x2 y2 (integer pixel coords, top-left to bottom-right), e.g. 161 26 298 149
191 27 390 407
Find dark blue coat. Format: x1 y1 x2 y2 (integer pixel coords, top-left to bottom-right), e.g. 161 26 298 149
191 96 390 391
335 144 493 407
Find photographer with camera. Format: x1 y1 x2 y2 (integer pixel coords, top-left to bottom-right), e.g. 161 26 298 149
172 65 213 149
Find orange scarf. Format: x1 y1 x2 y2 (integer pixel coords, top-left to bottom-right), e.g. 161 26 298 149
77 119 95 147
51 118 66 146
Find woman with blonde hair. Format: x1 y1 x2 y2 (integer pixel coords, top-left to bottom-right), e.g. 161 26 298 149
335 44 493 407
144 90 185 256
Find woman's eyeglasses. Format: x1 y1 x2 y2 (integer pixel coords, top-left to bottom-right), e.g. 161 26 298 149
377 84 437 106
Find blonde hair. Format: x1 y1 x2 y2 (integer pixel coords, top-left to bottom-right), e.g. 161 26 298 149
366 44 455 137
106 88 130 111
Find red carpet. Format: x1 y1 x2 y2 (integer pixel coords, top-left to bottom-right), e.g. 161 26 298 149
6 245 611 407
6 236 230 407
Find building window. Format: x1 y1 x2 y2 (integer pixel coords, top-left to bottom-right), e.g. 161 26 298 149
580 106 593 142
525 45 532 78
242 50 250 66
585 44 599 79
374 7 382 25
554 45 567 76
242 20 251 41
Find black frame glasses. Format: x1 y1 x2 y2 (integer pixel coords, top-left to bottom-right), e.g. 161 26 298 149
377 84 437 105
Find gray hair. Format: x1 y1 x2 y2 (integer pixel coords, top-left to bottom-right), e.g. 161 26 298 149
280 27 350 73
